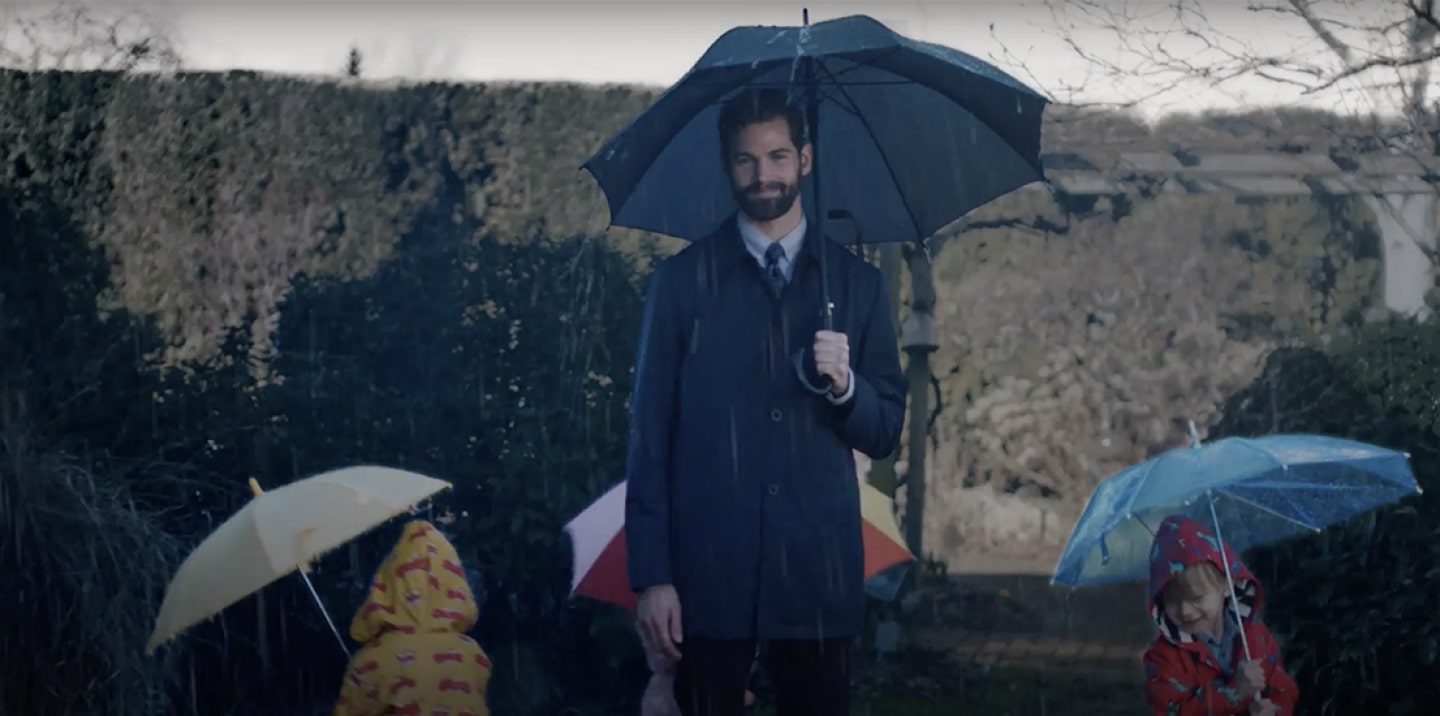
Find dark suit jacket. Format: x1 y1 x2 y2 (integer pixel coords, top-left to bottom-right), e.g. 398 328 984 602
623 216 907 640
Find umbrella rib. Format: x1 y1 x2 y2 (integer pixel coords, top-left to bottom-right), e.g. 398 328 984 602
1233 480 1373 490
1274 487 1318 528
689 47 918 93
1223 438 1328 527
1132 513 1156 537
1230 438 1287 471
821 47 909 83
1212 488 1320 533
816 59 926 242
616 64 773 185
1122 456 1162 521
1231 438 1390 527
685 79 918 88
817 83 863 117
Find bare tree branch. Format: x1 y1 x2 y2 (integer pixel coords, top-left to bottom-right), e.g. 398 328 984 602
0 1 180 73
1305 39 1440 94
1288 0 1355 65
1040 2 1422 94
1005 0 1440 153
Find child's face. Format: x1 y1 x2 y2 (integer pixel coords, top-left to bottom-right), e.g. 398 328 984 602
1163 582 1225 638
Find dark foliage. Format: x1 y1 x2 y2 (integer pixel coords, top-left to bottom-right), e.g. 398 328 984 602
0 70 659 713
1210 319 1440 716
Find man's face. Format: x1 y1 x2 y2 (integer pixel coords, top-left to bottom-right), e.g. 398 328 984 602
726 117 811 222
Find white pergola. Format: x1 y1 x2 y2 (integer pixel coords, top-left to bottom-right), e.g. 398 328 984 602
1035 150 1440 318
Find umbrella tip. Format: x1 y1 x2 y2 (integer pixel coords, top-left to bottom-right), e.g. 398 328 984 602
248 477 265 497
803 8 809 25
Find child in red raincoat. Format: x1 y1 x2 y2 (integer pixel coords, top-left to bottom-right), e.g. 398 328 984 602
1144 515 1299 716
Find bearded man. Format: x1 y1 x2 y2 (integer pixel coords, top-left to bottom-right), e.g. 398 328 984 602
623 87 907 716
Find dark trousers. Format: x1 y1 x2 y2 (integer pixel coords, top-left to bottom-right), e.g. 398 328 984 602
673 637 852 716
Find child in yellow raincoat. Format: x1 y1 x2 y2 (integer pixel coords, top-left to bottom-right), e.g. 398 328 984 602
333 519 492 716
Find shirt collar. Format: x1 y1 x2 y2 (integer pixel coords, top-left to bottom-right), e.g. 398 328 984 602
736 213 807 269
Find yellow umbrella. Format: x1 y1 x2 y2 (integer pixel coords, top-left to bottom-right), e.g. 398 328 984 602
146 465 451 655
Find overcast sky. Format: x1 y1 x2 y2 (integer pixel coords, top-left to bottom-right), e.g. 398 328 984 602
3 1 1417 121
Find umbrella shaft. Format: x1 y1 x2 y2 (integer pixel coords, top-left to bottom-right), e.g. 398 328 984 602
1206 496 1251 661
802 55 833 331
299 569 351 658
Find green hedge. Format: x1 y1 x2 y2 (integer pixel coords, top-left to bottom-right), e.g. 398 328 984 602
0 67 659 714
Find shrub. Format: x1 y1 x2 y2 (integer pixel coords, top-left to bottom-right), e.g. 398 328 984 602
1210 317 1440 715
0 407 186 715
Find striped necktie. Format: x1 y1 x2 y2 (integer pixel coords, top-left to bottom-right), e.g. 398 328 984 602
763 242 786 298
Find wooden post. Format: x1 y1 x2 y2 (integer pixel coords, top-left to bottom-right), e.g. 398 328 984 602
868 243 906 498
903 347 930 559
900 243 938 563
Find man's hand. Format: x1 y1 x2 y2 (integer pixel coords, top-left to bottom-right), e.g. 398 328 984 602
1236 659 1267 702
813 330 850 396
637 584 684 662
1248 697 1279 716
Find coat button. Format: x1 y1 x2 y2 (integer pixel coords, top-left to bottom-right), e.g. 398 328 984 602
770 408 782 422
768 484 780 496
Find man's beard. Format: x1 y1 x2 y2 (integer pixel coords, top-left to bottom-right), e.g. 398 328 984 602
733 179 800 222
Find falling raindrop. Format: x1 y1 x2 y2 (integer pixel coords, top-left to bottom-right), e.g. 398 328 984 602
730 407 741 488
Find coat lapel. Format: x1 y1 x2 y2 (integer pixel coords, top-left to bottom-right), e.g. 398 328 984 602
696 213 842 366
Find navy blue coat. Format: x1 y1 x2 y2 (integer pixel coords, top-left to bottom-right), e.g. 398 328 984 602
623 216 908 641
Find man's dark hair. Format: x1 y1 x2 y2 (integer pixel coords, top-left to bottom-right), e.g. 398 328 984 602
717 88 809 161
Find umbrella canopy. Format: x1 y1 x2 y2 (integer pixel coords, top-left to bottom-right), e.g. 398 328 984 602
146 465 451 654
1052 432 1420 589
566 476 913 612
581 12 1049 248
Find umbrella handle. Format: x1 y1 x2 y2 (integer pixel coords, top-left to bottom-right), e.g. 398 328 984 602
792 349 834 395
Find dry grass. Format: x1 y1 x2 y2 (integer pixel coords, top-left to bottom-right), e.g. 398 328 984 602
1 404 188 715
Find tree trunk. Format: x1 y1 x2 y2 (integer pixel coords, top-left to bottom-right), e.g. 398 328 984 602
903 348 930 559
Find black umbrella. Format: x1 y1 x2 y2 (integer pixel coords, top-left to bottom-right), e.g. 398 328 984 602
583 10 1049 381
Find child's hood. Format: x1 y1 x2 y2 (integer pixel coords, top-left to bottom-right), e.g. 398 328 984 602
348 519 479 644
1147 514 1263 644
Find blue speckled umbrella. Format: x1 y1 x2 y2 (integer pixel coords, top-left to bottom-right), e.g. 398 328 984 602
1053 426 1420 589
1053 426 1420 659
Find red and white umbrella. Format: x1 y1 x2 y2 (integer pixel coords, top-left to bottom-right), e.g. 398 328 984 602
565 479 644 612
565 473 915 612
